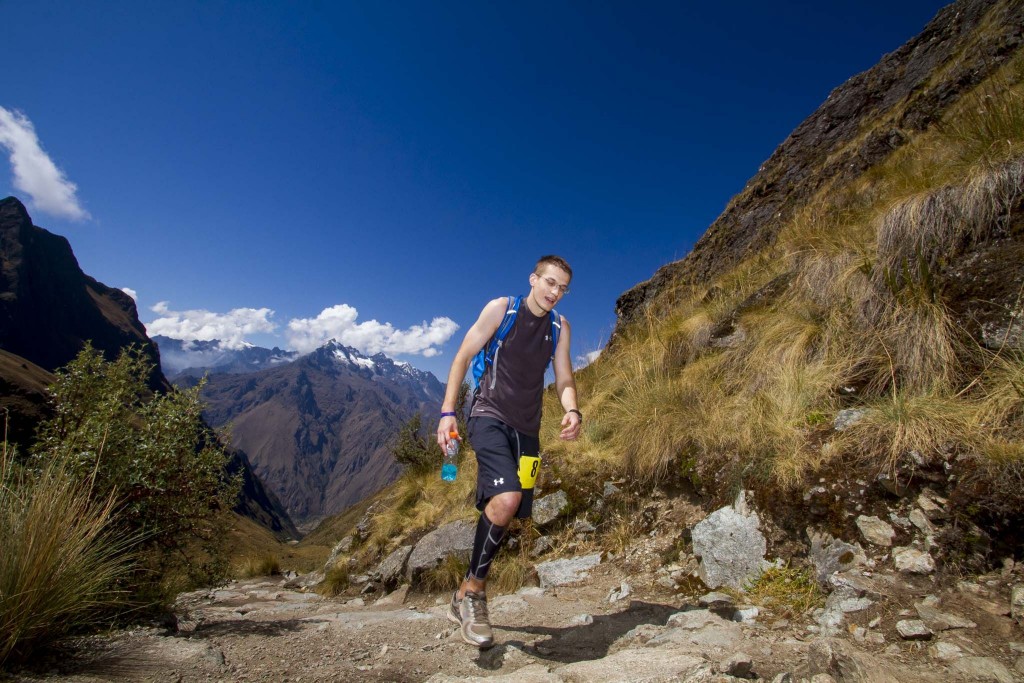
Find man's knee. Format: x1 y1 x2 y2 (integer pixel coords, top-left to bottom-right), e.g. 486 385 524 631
485 491 522 525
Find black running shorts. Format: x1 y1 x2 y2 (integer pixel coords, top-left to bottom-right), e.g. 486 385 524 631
467 416 540 519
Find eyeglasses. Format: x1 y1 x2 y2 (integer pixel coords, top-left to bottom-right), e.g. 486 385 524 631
538 275 570 296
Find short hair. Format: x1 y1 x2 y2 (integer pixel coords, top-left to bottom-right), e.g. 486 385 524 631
535 255 572 280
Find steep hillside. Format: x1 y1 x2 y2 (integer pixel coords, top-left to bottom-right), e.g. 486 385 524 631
616 0 1024 327
199 340 444 529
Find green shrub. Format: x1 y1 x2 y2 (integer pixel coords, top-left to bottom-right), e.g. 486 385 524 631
31 345 239 592
0 441 135 666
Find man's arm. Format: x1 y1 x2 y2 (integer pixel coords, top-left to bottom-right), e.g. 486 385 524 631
436 297 508 449
552 316 581 441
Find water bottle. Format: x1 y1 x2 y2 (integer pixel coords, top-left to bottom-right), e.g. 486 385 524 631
441 431 459 481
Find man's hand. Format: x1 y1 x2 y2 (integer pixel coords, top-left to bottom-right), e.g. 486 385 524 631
559 411 581 440
437 415 458 451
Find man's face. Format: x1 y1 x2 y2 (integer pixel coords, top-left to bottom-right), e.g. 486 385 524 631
529 264 571 312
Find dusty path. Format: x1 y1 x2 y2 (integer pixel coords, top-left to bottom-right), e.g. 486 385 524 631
13 557 1024 683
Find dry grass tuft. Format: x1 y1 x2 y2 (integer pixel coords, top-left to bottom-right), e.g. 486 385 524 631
744 563 823 619
1 445 135 666
236 553 281 578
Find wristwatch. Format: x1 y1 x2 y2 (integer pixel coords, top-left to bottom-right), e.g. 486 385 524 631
568 408 583 422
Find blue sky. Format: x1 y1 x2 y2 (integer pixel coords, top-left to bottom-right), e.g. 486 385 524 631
2 0 947 379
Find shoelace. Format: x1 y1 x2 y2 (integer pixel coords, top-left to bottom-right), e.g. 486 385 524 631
465 592 489 622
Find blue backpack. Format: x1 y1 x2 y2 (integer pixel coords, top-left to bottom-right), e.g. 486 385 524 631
470 295 561 390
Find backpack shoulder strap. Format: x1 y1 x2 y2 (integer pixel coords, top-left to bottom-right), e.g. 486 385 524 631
549 309 561 361
493 295 520 342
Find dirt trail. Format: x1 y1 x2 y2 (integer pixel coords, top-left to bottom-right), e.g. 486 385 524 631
13 555 1024 683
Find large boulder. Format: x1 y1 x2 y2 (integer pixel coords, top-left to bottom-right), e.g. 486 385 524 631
691 492 767 589
406 520 475 582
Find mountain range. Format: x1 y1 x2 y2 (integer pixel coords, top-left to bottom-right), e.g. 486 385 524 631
173 338 444 530
153 335 299 382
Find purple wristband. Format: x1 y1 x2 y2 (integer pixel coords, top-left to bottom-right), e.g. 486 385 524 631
440 411 456 417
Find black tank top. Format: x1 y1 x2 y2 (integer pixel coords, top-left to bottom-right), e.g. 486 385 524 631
472 300 554 436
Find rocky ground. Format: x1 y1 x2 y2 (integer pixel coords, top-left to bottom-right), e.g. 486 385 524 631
11 525 1024 683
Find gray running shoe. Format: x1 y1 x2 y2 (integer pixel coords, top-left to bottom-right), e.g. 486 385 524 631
447 590 494 648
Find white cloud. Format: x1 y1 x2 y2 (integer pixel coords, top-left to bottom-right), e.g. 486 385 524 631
0 107 89 221
121 287 138 302
145 301 277 350
575 349 602 369
287 303 459 356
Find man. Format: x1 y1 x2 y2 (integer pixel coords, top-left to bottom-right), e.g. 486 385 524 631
437 255 582 648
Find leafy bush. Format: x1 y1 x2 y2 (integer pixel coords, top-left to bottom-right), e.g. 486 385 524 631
0 440 134 666
30 345 239 591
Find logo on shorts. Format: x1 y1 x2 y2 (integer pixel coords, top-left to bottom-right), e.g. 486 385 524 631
494 477 504 486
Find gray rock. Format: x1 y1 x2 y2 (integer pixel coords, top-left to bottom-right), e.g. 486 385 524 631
535 552 602 588
553 649 705 682
720 651 752 677
855 515 895 547
802 639 866 681
406 520 475 582
896 619 933 640
692 493 767 589
1011 584 1024 623
355 511 374 541
833 408 867 431
931 642 963 661
373 545 413 585
771 674 793 683
828 571 884 601
893 546 935 574
699 592 735 609
375 584 409 606
732 606 759 623
532 490 570 526
909 508 935 534
808 531 866 585
837 597 873 613
667 609 723 630
603 481 621 498
952 657 1016 683
607 581 631 603
915 602 976 630
531 535 553 558
917 488 949 520
324 535 354 571
571 518 596 534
